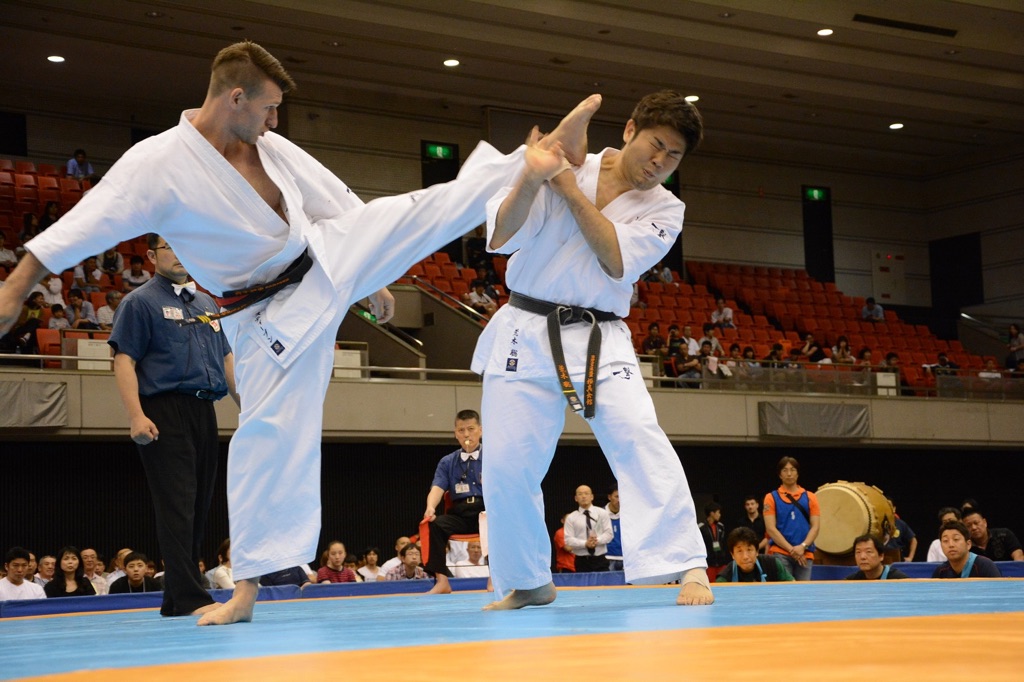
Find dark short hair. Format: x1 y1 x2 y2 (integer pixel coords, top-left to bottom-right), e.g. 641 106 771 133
703 501 721 517
866 297 876 305
702 322 714 333
629 90 704 156
130 255 144 265
50 304 64 314
961 508 983 521
68 288 84 299
607 483 618 496
399 543 421 558
4 547 30 565
777 456 799 475
853 534 885 554
455 409 480 424
729 343 741 352
937 506 962 522
361 546 380 560
648 322 660 331
73 148 86 157
726 527 759 552
743 494 759 504
939 520 970 543
123 551 148 566
146 233 162 250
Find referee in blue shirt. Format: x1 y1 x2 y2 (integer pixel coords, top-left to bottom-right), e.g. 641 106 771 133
110 234 237 618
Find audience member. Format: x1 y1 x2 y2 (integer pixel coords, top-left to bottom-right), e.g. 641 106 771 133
564 485 613 572
741 346 760 367
0 291 46 354
66 148 99 182
861 296 884 322
80 548 108 595
643 260 673 285
738 495 768 552
857 347 874 368
452 541 490 578
379 537 411 575
831 335 854 364
845 535 910 580
699 501 729 580
0 548 46 600
20 212 42 243
641 322 667 374
209 539 235 589
710 297 735 329
121 255 152 292
464 280 497 316
604 485 623 571
357 547 383 582
715 527 793 583
763 456 819 581
926 352 959 378
48 304 70 330
664 324 685 375
316 541 358 583
931 521 1001 578
38 202 61 231
66 288 99 330
423 409 485 595
679 324 700 357
73 257 103 294
1006 323 1024 370
34 554 56 586
884 501 917 562
31 273 67 308
699 323 724 356
464 225 489 270
44 546 98 597
0 233 17 271
98 248 123 277
95 290 122 330
24 553 39 585
926 507 961 562
384 544 428 581
109 552 163 593
978 359 1003 379
763 342 787 369
961 508 1023 562
791 332 826 363
104 547 133 588
553 513 575 573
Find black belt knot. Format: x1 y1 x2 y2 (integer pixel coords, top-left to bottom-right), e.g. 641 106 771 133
508 292 620 419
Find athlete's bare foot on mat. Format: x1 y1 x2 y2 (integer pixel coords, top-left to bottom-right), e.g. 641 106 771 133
189 602 221 616
547 94 602 166
427 574 453 594
483 582 557 610
677 567 714 606
197 578 257 625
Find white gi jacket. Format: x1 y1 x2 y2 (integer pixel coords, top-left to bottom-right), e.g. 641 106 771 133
472 148 685 381
26 110 360 369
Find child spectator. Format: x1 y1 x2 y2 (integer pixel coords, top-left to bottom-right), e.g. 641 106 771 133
316 541 358 583
108 552 162 593
48 304 70 330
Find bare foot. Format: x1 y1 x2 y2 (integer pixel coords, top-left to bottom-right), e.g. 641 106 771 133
547 94 602 166
189 602 222 616
483 582 556 610
197 578 257 625
427 574 453 595
676 568 714 606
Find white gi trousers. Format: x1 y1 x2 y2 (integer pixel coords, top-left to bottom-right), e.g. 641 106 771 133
481 368 707 598
224 142 525 580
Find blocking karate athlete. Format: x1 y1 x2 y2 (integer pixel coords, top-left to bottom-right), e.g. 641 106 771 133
472 90 713 609
0 41 598 625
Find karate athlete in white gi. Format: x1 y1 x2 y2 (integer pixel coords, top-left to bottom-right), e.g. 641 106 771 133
472 90 713 609
0 41 600 625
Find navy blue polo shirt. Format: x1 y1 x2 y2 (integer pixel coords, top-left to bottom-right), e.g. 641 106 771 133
431 448 483 501
108 275 231 398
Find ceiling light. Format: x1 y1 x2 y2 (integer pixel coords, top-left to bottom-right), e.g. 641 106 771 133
889 123 904 130
684 95 699 103
47 55 65 63
719 12 733 18
945 49 959 55
443 59 460 67
817 28 834 36
145 11 165 18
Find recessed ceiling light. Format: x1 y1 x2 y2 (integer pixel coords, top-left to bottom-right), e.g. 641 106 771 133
684 95 699 103
945 49 959 55
145 11 165 18
323 40 343 47
443 58 460 67
817 28 834 36
889 123 904 130
719 12 733 18
47 55 65 63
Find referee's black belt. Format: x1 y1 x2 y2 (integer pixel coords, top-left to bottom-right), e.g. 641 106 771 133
454 496 482 506
508 292 620 419
177 249 314 327
179 388 223 401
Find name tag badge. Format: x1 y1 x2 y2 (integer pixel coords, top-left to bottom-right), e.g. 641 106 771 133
210 319 221 333
162 306 184 320
712 541 721 551
455 483 470 495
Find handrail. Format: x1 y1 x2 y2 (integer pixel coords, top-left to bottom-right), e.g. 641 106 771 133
409 275 491 323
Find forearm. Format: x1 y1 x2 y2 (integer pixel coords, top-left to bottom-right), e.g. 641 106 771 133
558 182 623 278
424 486 445 517
491 174 545 250
113 354 145 421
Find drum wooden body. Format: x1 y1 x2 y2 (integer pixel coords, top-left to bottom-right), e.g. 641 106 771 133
815 481 896 555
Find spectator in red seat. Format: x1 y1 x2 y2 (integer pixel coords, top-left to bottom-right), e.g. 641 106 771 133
38 202 62 231
710 297 734 329
73 256 103 293
48 304 70 330
0 233 17 272
791 332 825 363
99 247 124 278
1006 323 1024 370
831 335 854 364
96 290 123 330
0 291 45 353
857 347 874 369
861 296 884 322
122 255 152 293
641 321 667 373
20 212 42 243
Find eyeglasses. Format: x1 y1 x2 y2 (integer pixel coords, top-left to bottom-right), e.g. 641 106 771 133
151 245 172 252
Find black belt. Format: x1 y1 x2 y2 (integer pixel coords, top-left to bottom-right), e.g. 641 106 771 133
508 292 619 419
179 388 223 400
455 496 481 505
177 249 314 327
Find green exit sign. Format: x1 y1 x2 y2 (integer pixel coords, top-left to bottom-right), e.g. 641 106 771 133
662 171 677 186
804 186 829 201
425 143 455 160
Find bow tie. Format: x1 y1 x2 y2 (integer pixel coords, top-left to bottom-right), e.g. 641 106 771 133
172 281 197 297
460 450 479 462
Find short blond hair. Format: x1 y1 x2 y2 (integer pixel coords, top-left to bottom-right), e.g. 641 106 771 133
209 40 296 97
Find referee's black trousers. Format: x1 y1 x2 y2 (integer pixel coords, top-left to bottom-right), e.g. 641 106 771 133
426 500 483 578
138 392 220 616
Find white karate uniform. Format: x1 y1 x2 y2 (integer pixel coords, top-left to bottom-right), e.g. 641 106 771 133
27 109 525 580
472 149 707 597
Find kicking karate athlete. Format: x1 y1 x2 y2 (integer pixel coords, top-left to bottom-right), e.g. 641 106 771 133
0 40 599 625
472 90 713 609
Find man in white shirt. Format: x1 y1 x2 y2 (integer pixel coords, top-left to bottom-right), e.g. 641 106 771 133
564 485 614 572
0 233 17 271
710 297 734 329
0 547 46 601
80 547 109 596
379 536 411 575
452 541 490 578
96 289 123 330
